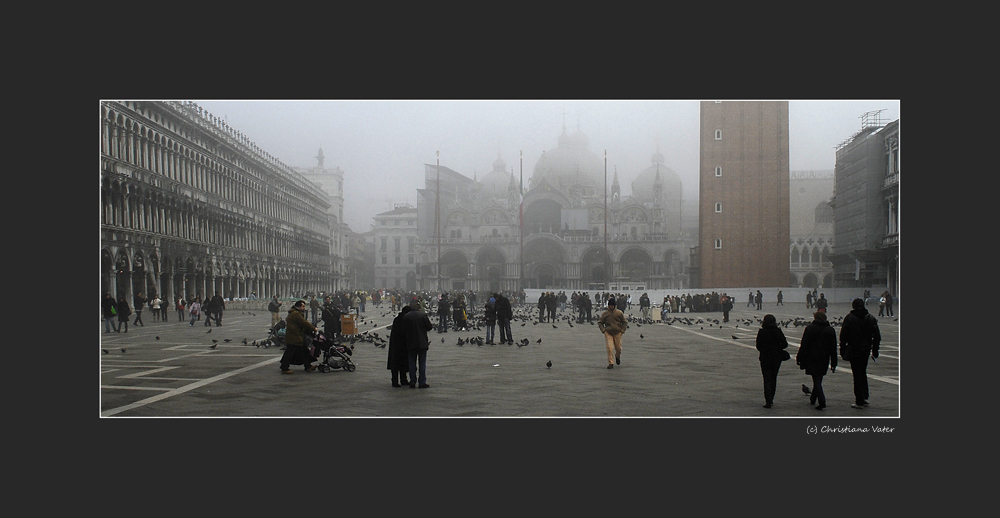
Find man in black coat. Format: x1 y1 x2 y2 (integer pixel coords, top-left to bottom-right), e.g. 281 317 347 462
386 306 412 387
840 298 881 409
797 311 838 410
437 293 450 333
402 305 434 388
495 292 513 345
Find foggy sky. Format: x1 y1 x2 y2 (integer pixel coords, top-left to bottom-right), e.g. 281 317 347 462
190 99 900 231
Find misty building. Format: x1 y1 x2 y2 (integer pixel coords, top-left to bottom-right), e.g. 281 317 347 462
696 101 791 288
372 204 419 290
293 149 351 291
100 101 334 302
412 125 693 292
828 115 899 294
789 170 835 288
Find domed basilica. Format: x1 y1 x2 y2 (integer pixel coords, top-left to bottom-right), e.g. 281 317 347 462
413 125 693 293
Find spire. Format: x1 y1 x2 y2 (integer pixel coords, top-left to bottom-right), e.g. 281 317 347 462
315 148 324 168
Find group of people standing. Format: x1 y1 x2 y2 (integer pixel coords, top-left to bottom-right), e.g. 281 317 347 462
102 292 226 332
754 298 881 410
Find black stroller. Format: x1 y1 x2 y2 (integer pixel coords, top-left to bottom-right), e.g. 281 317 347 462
310 332 356 372
261 320 286 349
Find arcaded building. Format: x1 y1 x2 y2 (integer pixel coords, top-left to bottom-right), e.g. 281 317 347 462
412 125 693 293
697 101 790 288
789 170 835 288
100 101 334 303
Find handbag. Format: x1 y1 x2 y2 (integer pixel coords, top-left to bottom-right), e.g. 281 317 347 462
780 350 791 361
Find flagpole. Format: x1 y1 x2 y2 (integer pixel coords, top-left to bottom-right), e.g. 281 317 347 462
604 150 608 289
519 149 524 293
436 151 441 292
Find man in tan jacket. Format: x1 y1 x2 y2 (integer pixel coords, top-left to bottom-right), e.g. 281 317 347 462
598 297 628 369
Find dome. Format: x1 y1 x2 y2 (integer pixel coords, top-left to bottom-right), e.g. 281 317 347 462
529 127 604 192
631 152 682 202
479 154 513 199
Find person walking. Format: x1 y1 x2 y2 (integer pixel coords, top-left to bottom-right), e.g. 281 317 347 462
484 296 497 344
584 293 593 323
386 306 412 387
176 296 186 322
116 296 132 333
814 293 828 313
188 297 201 326
452 294 468 331
755 314 789 408
309 296 320 325
321 297 342 340
639 292 651 321
210 293 225 326
796 311 838 410
755 290 763 311
495 292 513 345
777 290 784 306
598 297 628 369
268 295 282 328
150 294 162 322
840 298 881 409
721 293 733 323
401 302 434 388
103 292 118 333
132 292 146 327
806 291 813 309
437 293 451 333
883 291 894 317
278 300 318 374
546 292 557 323
748 290 754 308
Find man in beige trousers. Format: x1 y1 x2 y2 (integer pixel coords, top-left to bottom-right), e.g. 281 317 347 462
598 297 628 369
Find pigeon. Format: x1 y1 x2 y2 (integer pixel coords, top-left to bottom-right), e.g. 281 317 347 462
546 360 552 369
207 328 212 333
536 338 542 343
212 339 218 344
802 384 811 395
242 338 248 345
732 335 739 340
121 348 126 353
640 334 644 339
223 338 232 343
102 349 109 354
210 343 218 349
552 324 557 329
155 336 160 340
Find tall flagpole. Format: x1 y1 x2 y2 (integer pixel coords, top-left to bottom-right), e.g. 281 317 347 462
436 151 441 292
604 150 608 289
519 149 524 293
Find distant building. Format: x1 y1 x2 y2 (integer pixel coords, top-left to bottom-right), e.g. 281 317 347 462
372 204 419 290
829 114 899 293
789 170 835 288
696 101 791 288
412 125 693 293
293 149 350 291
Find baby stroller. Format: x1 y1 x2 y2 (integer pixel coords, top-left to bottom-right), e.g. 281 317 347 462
310 332 356 372
262 320 286 349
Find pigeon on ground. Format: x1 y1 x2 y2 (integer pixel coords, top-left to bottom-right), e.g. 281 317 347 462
224 338 232 342
640 334 644 339
102 349 109 354
546 360 552 369
121 348 126 353
155 336 160 340
552 324 557 329
802 384 811 395
536 338 542 343
732 335 739 340
207 329 212 333
242 338 247 345
210 343 218 349
212 339 218 343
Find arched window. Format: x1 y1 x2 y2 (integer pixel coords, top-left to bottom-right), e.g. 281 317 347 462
715 130 722 140
714 238 723 250
714 202 722 213
715 166 722 177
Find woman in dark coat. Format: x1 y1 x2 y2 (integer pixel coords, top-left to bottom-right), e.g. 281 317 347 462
386 306 412 387
755 314 789 408
796 311 838 410
278 300 317 374
321 297 342 339
116 296 132 333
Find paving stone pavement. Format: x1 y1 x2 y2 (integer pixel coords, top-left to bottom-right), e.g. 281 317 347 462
99 301 899 418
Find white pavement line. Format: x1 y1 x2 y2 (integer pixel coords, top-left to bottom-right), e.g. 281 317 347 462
101 385 175 391
101 356 278 417
118 366 180 378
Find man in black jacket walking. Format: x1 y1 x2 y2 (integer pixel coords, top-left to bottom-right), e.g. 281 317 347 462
839 298 881 409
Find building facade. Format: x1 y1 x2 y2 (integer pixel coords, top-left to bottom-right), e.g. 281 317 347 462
412 126 693 293
293 149 351 291
789 170 835 288
100 101 334 304
697 101 791 288
829 114 899 293
372 204 419 290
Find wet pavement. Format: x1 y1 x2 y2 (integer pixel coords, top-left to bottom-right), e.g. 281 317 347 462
99 301 899 418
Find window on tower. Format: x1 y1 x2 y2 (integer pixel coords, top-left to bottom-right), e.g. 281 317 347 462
714 238 723 250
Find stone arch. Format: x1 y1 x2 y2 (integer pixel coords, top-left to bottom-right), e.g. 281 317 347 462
618 247 653 282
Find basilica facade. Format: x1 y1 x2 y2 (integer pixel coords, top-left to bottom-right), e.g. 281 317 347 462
412 126 693 293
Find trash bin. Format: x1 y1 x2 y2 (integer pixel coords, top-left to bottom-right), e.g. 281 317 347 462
341 309 358 335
